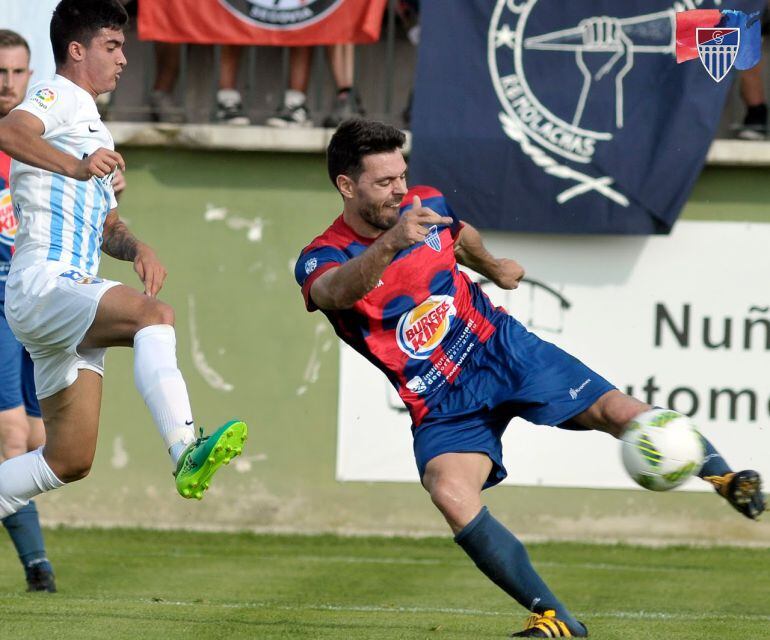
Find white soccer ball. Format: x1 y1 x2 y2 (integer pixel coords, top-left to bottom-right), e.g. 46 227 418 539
620 409 705 491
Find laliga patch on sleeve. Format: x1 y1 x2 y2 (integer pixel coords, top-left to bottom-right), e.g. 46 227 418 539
30 88 58 111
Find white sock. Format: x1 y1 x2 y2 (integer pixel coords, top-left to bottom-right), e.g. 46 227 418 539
285 89 306 109
134 324 196 466
0 447 64 518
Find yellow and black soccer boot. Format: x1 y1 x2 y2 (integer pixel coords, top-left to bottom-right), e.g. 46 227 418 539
511 610 588 637
704 470 766 520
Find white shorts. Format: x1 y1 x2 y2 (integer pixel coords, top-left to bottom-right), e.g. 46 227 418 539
4 262 121 399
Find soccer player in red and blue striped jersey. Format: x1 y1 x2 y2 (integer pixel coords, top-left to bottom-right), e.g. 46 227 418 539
295 119 765 638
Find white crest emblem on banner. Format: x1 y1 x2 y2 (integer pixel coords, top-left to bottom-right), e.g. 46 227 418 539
696 28 740 83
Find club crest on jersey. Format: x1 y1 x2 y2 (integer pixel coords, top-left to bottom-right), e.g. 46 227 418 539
406 376 427 394
31 88 57 111
424 225 441 252
58 269 103 284
0 189 17 248
304 257 318 274
218 0 344 29
396 295 456 360
696 28 740 83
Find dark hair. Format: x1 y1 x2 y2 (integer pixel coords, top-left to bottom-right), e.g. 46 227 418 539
50 0 128 67
0 30 30 55
327 119 406 189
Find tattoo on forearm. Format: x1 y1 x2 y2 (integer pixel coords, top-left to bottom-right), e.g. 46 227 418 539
102 220 139 261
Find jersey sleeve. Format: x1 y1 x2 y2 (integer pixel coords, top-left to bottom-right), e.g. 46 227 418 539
295 244 349 312
14 84 77 139
400 185 463 238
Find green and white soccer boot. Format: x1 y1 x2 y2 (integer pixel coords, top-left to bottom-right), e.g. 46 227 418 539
174 420 248 500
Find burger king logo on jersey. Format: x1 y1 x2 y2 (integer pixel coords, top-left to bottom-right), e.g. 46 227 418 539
0 188 17 247
396 295 456 360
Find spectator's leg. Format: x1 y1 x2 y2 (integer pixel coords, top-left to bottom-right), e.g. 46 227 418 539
323 44 364 128
326 43 354 93
216 46 250 125
265 47 313 128
737 62 767 140
289 46 314 94
150 43 184 123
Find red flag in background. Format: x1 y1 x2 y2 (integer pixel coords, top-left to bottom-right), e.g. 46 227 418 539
675 9 722 62
138 0 388 46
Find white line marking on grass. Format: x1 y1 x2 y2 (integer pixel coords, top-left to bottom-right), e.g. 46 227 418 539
52 550 716 575
5 594 768 624
137 600 770 623
536 560 709 574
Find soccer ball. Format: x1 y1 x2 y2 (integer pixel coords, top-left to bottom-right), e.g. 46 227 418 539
620 409 705 491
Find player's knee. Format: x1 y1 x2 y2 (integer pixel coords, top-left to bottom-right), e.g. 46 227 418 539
138 299 176 329
53 458 93 483
156 301 176 326
428 477 477 520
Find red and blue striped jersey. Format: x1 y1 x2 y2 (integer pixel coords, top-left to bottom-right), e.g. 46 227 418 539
295 186 502 426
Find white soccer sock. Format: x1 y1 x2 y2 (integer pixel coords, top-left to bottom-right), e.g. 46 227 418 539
285 89 306 108
0 447 64 518
134 324 196 466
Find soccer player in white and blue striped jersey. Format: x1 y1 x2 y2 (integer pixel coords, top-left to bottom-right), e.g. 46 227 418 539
0 0 247 520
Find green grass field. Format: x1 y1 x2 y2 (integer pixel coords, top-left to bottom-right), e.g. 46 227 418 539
1 528 768 639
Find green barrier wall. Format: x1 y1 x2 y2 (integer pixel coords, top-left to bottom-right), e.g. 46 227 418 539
37 149 770 544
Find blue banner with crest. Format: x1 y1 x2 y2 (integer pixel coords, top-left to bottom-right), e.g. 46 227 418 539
409 0 764 234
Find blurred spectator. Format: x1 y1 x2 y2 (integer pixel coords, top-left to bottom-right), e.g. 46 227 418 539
397 0 420 127
398 0 421 47
737 64 766 140
736 4 769 140
266 44 364 128
0 0 58 81
216 46 250 125
149 42 185 124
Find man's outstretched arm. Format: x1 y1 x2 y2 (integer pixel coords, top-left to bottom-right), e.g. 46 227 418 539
102 210 167 297
0 110 124 180
311 197 453 310
453 221 525 290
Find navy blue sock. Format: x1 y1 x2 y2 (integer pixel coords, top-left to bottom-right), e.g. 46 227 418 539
454 507 584 634
697 434 732 479
2 500 49 569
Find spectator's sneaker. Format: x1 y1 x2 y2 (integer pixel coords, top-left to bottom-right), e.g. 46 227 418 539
323 90 365 128
25 561 56 593
736 104 767 140
704 470 766 520
266 103 312 128
216 89 250 126
149 90 185 124
174 421 248 500
512 611 587 637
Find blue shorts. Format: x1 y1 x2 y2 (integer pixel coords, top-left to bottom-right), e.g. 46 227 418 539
413 314 615 489
0 303 41 417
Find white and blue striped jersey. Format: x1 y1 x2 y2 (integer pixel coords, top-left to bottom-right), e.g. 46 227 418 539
9 75 117 277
